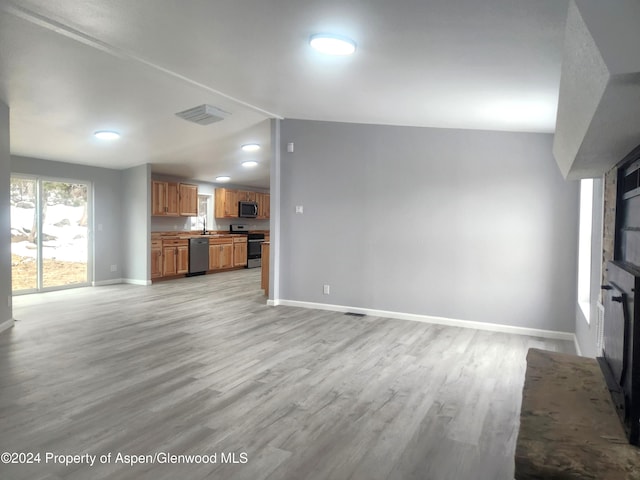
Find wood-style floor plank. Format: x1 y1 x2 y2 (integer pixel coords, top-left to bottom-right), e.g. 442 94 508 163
0 269 574 480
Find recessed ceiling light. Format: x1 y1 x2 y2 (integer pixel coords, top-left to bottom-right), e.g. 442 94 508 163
242 161 258 168
241 144 261 152
94 130 120 140
309 34 357 55
216 176 231 182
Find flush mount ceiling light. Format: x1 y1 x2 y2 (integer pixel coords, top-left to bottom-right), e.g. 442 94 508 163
309 33 357 55
216 176 231 182
241 143 261 152
242 161 258 168
94 130 120 140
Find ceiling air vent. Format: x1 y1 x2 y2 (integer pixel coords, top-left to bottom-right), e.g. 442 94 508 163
175 104 230 125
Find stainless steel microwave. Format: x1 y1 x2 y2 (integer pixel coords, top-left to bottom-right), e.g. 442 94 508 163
238 201 258 218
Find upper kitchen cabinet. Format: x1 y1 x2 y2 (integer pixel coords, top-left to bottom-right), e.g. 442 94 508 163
152 181 178 216
179 183 198 216
257 193 270 220
152 180 198 217
215 188 270 219
238 191 256 202
215 188 238 218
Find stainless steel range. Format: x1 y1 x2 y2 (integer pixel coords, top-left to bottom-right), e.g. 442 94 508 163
230 224 265 269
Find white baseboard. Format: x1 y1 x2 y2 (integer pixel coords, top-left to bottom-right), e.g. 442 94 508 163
93 278 123 286
272 299 575 341
0 318 14 334
573 334 583 356
123 278 152 286
93 278 152 286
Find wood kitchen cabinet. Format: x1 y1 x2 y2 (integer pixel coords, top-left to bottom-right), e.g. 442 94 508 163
237 190 256 202
209 238 234 270
215 188 239 218
162 246 177 276
179 183 198 216
215 188 270 219
233 236 248 267
257 193 270 220
152 181 170 216
261 242 270 296
152 181 197 217
151 239 163 279
152 181 179 216
162 239 189 276
177 245 189 273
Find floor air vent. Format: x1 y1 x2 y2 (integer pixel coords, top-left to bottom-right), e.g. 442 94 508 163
175 104 230 125
345 312 366 317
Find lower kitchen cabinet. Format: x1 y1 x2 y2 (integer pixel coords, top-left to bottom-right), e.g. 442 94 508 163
151 240 163 279
261 242 270 296
151 233 263 281
176 245 189 273
162 246 177 276
233 237 247 267
162 239 189 276
209 240 234 270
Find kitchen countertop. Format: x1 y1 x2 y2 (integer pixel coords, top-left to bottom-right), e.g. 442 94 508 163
152 231 267 241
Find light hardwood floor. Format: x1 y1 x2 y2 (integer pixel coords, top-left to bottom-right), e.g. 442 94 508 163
0 269 574 480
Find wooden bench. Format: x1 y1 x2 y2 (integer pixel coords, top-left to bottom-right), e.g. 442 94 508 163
515 348 640 479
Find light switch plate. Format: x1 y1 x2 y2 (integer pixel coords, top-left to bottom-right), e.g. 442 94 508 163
295 205 304 214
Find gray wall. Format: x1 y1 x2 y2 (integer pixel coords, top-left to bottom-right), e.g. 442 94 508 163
279 119 580 333
11 155 123 285
121 164 151 283
0 103 12 330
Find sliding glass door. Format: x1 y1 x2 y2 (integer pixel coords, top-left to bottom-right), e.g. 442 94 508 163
10 176 90 293
10 177 38 291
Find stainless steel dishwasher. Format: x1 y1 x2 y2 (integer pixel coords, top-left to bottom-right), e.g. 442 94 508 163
188 237 209 276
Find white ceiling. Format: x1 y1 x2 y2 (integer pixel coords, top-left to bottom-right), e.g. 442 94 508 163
0 0 570 189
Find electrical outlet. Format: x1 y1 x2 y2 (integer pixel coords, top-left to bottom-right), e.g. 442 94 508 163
323 284 330 295
296 205 304 214
110 264 117 272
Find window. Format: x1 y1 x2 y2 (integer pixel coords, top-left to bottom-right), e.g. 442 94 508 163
578 179 594 322
190 194 213 231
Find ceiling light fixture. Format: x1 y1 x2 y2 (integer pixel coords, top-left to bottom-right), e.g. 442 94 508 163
94 130 120 140
216 176 231 182
241 144 261 152
309 33 357 55
242 161 258 168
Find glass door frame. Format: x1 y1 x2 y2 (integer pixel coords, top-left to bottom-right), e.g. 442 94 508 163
10 173 94 295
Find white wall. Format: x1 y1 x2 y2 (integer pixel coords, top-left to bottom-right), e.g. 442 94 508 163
11 155 123 285
278 119 580 333
0 102 12 332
